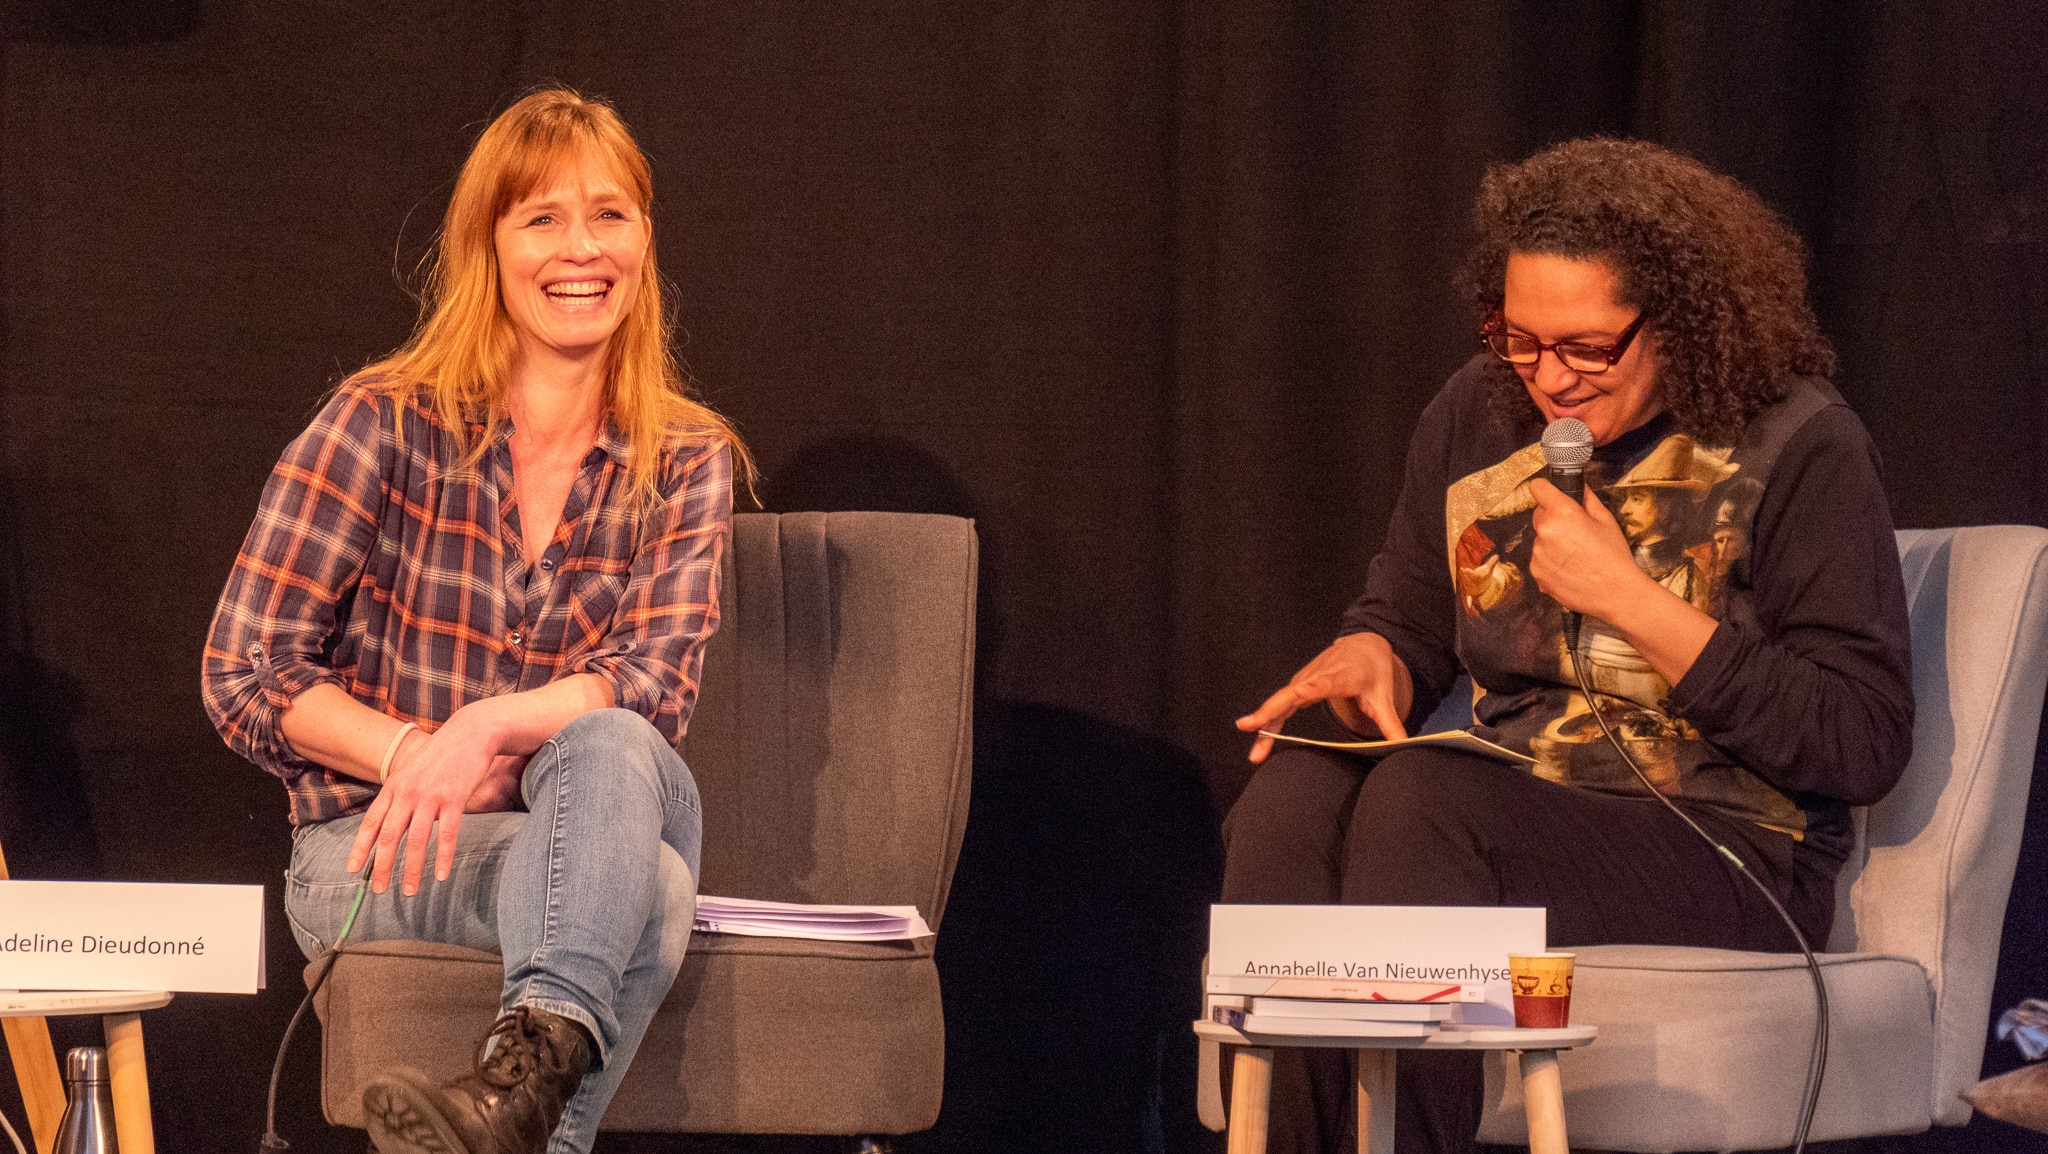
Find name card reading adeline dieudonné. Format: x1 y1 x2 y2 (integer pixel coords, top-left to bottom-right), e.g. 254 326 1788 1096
0 881 264 994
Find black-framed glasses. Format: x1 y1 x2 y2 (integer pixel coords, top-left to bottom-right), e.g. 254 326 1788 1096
1481 310 1649 374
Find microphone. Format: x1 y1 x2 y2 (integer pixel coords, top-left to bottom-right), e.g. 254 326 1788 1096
1541 417 1595 650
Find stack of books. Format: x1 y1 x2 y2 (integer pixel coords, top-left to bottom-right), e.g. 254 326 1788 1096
1205 974 1479 1038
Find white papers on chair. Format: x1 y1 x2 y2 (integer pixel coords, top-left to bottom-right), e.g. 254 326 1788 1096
693 895 933 941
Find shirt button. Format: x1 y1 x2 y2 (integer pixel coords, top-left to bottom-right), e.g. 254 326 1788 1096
507 630 524 646
539 557 556 571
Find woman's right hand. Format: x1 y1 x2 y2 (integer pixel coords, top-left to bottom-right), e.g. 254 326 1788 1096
465 755 530 815
1235 633 1414 763
345 708 503 895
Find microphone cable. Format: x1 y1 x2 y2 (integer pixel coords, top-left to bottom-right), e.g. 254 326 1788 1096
259 862 372 1153
1565 641 1829 1153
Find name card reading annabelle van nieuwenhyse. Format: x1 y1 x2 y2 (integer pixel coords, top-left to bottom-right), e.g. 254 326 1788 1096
0 881 264 994
1210 904 1544 1025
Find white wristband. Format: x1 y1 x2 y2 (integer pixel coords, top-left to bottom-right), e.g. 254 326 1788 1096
378 722 418 783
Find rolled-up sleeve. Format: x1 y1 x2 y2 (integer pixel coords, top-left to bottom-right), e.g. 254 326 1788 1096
574 440 733 742
201 386 389 778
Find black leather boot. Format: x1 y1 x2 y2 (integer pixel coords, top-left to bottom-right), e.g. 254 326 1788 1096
362 1005 593 1154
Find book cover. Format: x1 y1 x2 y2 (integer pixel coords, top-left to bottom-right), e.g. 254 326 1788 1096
1204 974 1483 1003
1238 1015 1439 1039
1248 997 1455 1022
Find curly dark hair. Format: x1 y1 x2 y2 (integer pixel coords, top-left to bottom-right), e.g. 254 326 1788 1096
1464 138 1835 446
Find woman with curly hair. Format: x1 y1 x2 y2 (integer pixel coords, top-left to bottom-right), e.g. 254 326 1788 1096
1228 138 1913 1154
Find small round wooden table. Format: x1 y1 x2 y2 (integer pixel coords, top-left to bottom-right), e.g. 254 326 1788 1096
0 990 172 1154
1194 1019 1597 1154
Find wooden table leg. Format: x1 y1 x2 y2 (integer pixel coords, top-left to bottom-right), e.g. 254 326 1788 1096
103 1012 154 1154
2 1015 64 1154
0 838 58 1154
1355 1048 1395 1154
1198 1039 1228 1132
1518 1049 1568 1154
1227 1046 1274 1154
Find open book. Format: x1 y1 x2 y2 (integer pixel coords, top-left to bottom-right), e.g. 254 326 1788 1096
1256 728 1534 767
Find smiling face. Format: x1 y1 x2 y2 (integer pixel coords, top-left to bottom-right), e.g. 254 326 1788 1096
1501 252 1662 445
494 150 649 364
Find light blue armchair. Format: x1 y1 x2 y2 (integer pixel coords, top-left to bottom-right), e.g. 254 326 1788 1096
1197 526 2048 1151
1475 525 2048 1150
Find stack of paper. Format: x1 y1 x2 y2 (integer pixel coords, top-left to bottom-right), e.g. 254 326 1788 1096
694 895 933 941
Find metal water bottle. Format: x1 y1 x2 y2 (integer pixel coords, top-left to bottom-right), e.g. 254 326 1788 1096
53 1046 116 1154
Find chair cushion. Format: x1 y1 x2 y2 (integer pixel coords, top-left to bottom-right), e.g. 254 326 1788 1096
312 933 943 1134
1476 945 1935 1151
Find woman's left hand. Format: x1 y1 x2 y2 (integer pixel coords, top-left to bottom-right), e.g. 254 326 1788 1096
1527 477 1648 620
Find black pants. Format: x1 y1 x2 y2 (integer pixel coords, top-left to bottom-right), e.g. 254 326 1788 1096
1219 745 1836 1154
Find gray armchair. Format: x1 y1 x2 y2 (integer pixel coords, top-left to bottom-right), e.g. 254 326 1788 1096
309 511 978 1140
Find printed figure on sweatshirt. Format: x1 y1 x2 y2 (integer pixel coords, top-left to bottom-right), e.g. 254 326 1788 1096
1610 436 1737 612
1443 430 1806 836
1703 476 1766 617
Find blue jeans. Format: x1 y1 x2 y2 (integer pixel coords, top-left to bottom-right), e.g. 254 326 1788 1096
285 708 702 1154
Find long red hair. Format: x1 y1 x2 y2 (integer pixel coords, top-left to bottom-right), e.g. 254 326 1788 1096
360 88 750 501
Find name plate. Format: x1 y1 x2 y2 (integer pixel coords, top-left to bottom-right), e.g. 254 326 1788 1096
0 882 264 994
1210 904 1544 1025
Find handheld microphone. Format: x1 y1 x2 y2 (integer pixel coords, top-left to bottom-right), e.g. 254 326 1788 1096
1540 417 1595 650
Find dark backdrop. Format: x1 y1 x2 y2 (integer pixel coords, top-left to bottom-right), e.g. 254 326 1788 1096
2 1 2044 1150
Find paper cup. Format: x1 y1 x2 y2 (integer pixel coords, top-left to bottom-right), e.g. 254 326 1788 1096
1508 952 1576 1028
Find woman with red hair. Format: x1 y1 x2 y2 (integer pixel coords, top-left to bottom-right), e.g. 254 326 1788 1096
204 89 748 1154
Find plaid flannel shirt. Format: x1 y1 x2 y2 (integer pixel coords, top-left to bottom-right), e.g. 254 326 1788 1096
202 380 732 825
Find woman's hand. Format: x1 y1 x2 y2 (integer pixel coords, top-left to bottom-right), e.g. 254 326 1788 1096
346 702 507 895
1236 632 1413 763
466 755 531 814
1526 477 1648 619
1527 477 1719 684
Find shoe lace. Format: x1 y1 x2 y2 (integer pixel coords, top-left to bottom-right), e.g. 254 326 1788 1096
477 1007 575 1091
